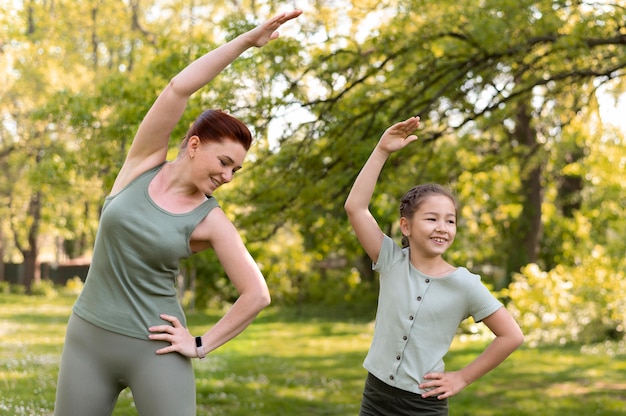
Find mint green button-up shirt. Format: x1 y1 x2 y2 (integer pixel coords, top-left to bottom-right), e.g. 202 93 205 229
364 235 503 394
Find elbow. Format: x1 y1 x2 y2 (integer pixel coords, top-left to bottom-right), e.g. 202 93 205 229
344 200 357 218
240 288 270 318
254 286 271 311
260 290 271 309
510 326 525 350
514 330 525 349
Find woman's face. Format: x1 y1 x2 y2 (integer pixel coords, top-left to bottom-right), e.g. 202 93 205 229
189 137 248 196
400 194 457 257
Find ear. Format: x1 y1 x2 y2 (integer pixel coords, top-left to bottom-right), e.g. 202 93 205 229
400 217 410 238
187 135 201 149
187 135 201 158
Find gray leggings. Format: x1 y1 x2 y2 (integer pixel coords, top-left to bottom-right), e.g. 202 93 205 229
54 313 196 416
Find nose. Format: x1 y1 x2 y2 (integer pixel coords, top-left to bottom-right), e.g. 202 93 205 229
221 169 234 183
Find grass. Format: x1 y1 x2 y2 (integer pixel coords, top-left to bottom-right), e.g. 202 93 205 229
1 292 625 415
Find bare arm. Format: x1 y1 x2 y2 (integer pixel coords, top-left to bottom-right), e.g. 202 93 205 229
148 209 270 357
420 307 524 399
195 209 271 354
344 116 420 262
111 10 303 195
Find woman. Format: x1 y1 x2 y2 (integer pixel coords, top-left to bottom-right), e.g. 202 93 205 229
344 116 524 415
54 10 302 416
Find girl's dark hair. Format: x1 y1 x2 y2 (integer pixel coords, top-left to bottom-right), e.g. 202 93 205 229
400 183 458 248
180 109 253 151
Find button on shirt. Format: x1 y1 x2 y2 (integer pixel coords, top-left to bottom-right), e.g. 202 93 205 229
363 235 503 394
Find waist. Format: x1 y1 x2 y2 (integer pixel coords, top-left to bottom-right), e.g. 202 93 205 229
366 372 423 398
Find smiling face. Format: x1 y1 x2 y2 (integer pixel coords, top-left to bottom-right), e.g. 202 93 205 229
400 194 457 258
188 137 248 196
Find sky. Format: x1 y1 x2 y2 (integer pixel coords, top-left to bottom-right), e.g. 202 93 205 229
597 88 626 136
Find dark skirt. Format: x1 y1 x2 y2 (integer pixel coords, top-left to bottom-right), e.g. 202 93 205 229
359 373 449 416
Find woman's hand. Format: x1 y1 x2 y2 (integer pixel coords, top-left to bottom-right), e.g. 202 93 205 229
376 116 420 155
242 10 303 48
148 314 197 358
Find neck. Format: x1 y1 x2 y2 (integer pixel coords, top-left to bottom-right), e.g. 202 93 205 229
149 162 206 213
409 251 455 277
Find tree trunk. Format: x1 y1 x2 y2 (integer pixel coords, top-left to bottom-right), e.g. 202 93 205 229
503 101 544 288
25 190 42 293
0 227 5 282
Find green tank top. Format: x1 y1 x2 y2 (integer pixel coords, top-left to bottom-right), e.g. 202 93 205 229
73 163 220 339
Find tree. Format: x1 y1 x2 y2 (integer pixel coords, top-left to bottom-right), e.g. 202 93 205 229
2 0 624 327
229 0 626 293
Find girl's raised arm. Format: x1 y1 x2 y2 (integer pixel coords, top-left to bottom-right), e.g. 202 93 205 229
344 116 420 262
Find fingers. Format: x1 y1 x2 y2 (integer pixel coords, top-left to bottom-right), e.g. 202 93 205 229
147 315 182 338
389 116 420 135
274 10 303 24
147 315 194 356
266 10 302 30
265 10 302 39
420 372 464 400
398 116 420 132
248 10 301 47
423 372 441 380
159 314 182 326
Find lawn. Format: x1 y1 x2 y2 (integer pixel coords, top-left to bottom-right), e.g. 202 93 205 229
1 292 625 415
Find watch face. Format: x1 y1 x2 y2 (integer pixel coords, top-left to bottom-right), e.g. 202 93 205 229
196 336 202 347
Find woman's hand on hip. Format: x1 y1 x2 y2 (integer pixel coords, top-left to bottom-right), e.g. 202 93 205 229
148 314 196 358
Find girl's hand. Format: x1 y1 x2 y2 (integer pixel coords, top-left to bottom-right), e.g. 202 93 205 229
148 314 197 358
419 370 468 400
242 10 303 48
376 116 420 155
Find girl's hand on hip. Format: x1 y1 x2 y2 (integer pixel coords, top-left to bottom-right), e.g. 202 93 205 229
148 314 196 358
419 371 468 400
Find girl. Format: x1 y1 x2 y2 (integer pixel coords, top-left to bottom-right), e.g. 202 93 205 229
344 116 524 416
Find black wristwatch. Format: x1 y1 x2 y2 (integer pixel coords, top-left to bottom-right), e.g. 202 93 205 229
195 336 206 360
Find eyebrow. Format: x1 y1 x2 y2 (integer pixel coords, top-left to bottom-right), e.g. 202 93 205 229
422 212 456 217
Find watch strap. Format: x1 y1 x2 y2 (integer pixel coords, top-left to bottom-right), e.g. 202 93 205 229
195 336 206 360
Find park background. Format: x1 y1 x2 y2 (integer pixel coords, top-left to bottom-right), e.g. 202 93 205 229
1 0 625 414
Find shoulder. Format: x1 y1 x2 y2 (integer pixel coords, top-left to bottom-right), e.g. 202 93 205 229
454 267 480 280
445 267 488 291
189 207 238 253
374 235 408 272
110 160 165 196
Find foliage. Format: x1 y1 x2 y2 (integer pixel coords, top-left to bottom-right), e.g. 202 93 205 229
506 250 626 347
1 0 625 344
29 279 58 298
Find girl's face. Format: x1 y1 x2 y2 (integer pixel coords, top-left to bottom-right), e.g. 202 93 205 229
400 194 457 257
189 137 247 196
